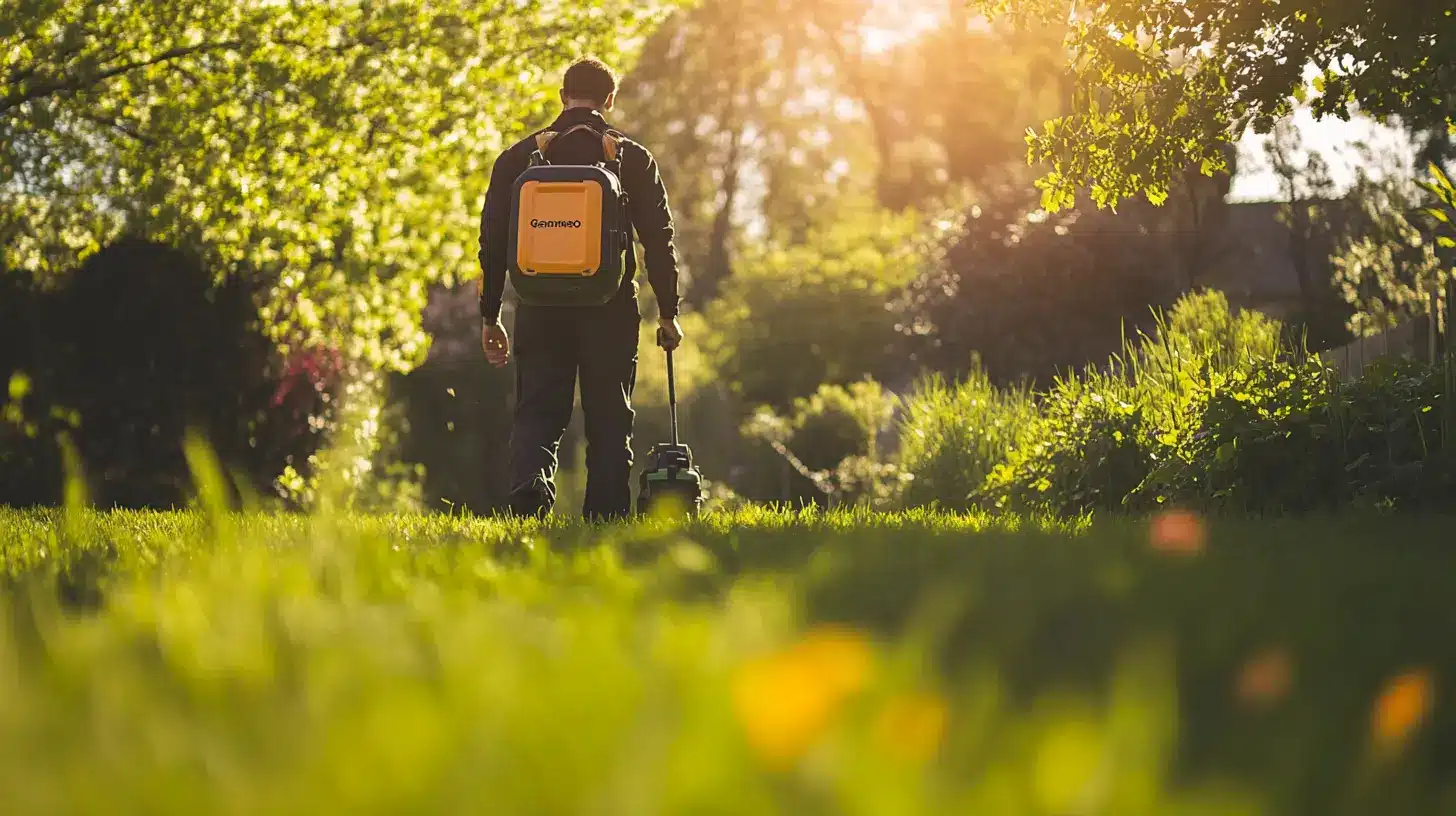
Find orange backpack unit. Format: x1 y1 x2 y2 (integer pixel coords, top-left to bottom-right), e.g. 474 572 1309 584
506 124 633 307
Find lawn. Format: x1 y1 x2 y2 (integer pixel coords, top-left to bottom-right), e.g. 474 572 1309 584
2 505 1454 815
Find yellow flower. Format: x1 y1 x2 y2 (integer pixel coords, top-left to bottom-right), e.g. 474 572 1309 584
732 625 873 769
874 692 948 763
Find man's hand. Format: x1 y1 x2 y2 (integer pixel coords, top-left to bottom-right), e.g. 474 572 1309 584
483 320 510 368
656 316 684 351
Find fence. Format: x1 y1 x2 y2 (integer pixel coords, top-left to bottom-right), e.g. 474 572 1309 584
1318 318 1425 380
1318 288 1452 380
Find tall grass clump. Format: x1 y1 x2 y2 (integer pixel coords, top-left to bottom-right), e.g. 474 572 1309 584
979 292 1291 515
896 364 1036 511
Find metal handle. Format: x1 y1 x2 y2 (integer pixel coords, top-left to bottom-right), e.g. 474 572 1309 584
665 345 679 447
656 327 680 446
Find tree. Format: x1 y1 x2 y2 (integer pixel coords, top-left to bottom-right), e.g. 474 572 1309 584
1334 165 1455 338
892 182 1178 387
618 0 877 306
812 8 1068 211
1 0 671 371
971 0 1456 211
1266 118 1337 313
618 0 1066 307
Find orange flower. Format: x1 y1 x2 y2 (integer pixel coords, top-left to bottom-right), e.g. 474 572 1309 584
874 692 948 763
731 625 873 769
1373 668 1435 753
1149 509 1206 555
1236 649 1294 708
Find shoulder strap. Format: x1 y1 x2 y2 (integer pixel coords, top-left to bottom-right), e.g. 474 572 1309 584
534 124 622 165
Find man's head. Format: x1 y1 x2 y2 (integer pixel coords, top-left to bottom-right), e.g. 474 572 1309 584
560 57 617 112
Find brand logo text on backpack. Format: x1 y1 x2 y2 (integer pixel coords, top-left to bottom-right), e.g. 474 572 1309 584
531 219 583 229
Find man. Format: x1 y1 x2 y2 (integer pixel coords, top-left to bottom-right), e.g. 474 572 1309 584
478 57 684 521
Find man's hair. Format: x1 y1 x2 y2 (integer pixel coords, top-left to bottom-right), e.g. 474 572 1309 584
562 58 618 106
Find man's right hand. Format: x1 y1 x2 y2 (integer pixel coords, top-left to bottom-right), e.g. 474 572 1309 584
656 316 684 351
483 320 510 368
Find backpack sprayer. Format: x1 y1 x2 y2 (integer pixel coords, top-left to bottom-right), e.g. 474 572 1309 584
636 330 705 517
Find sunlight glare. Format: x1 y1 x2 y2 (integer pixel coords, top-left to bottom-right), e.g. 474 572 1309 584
860 5 942 55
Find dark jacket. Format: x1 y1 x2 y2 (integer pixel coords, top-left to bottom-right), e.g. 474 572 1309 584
477 107 681 322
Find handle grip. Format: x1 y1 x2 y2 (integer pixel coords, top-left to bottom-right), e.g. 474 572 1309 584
661 337 679 446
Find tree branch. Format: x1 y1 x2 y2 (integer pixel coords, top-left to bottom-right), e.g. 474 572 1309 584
765 437 836 500
0 40 245 116
74 112 155 147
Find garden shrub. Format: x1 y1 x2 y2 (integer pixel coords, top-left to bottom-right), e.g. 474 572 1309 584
390 358 513 515
1137 356 1454 514
740 379 900 507
782 379 896 473
897 287 1456 516
1 270 65 506
896 364 1036 511
1 239 334 509
1132 355 1338 513
1328 357 1455 506
971 291 1287 515
979 373 1157 515
702 205 927 409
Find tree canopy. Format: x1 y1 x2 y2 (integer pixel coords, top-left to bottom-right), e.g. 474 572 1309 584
971 0 1455 211
2 0 670 369
619 0 1065 306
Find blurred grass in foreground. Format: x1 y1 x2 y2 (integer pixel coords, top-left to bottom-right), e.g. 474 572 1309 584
2 494 1455 813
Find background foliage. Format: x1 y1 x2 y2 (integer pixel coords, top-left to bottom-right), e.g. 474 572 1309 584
1 239 329 509
969 0 1456 211
5 0 1454 515
2 0 672 370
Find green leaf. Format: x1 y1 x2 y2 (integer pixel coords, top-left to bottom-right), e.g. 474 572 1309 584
1428 163 1454 195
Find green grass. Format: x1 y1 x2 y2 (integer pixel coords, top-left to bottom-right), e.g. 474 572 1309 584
2 504 1456 815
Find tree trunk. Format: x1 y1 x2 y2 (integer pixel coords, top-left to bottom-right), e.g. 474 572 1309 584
1288 202 1315 316
693 126 742 306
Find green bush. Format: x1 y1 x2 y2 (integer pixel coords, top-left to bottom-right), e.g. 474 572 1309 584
703 204 928 409
931 291 1287 516
1137 357 1455 514
980 374 1157 516
896 364 1036 512
2 240 333 510
741 379 899 507
783 380 896 473
898 289 1456 516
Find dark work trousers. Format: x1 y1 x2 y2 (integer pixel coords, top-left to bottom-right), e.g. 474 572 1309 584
506 291 640 521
